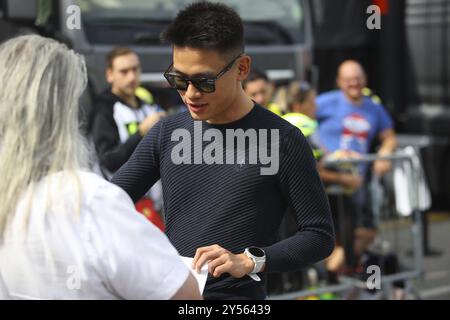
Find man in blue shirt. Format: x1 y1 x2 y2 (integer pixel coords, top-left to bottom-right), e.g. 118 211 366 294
316 60 397 273
316 60 396 175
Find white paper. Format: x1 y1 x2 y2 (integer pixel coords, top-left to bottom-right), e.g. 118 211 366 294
180 256 208 294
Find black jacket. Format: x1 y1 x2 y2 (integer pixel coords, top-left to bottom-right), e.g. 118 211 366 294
92 90 159 176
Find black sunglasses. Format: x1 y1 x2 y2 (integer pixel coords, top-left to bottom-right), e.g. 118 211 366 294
163 54 243 93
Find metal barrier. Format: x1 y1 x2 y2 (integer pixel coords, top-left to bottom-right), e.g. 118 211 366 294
268 150 425 300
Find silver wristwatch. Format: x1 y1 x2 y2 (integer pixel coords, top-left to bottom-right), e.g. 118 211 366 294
244 247 266 282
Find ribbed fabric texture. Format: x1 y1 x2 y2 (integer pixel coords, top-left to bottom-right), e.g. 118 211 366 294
112 104 335 297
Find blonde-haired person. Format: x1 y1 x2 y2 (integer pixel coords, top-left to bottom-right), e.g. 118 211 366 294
283 81 362 281
0 35 201 300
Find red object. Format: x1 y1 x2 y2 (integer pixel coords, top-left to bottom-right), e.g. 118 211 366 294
135 197 165 232
372 0 389 15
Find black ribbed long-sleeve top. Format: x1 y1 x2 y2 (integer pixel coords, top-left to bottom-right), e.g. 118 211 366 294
111 104 335 298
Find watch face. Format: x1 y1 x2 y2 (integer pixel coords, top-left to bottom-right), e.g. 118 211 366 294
248 247 265 258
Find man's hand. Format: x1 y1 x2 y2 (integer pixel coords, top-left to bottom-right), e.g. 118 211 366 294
338 173 363 189
330 149 362 160
192 244 254 278
373 159 392 177
139 111 166 136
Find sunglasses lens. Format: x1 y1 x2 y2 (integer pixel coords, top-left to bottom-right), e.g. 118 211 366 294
196 80 215 93
173 76 189 91
165 73 216 93
165 74 187 91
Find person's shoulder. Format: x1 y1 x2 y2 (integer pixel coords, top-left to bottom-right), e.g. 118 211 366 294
94 95 120 120
33 171 123 216
267 102 283 116
68 171 132 208
252 105 308 148
77 170 110 187
96 90 118 109
363 96 389 113
81 170 128 190
159 109 192 129
316 90 341 105
253 104 296 132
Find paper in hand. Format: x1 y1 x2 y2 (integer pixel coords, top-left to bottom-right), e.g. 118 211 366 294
180 256 208 294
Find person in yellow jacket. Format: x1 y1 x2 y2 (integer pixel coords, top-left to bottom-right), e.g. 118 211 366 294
243 70 283 116
283 81 322 159
135 86 155 105
283 81 363 283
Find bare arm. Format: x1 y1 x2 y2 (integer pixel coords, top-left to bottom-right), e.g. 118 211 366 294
378 128 397 155
171 272 203 300
374 128 397 176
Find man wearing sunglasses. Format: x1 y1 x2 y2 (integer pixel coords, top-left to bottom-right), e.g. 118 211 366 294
112 1 334 300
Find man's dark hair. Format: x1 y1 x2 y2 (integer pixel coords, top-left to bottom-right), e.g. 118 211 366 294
106 47 136 69
242 70 269 89
161 1 244 57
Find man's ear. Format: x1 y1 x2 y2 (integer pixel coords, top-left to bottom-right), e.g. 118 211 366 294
237 55 251 81
106 68 113 84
